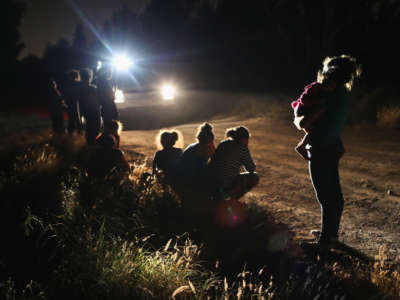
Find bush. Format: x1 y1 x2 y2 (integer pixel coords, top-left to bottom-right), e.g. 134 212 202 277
229 93 293 122
350 84 400 125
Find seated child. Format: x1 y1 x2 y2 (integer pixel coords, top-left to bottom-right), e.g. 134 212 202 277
291 81 335 160
152 130 183 184
86 134 130 179
97 120 122 148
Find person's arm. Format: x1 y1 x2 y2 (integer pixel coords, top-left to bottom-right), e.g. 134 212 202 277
240 145 256 172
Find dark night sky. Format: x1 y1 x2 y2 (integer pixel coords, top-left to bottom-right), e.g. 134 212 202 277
20 0 149 58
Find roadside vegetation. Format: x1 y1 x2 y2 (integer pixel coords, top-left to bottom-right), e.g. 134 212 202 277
228 84 400 131
0 110 399 300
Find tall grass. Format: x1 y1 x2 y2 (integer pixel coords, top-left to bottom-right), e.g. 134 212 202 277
1 127 399 299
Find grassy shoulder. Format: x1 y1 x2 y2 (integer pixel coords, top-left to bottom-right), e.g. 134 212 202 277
0 124 399 299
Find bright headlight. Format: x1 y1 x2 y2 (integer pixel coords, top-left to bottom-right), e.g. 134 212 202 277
114 88 125 103
112 55 133 71
161 84 176 100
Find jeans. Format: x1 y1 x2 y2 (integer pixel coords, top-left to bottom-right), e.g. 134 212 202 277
308 140 344 243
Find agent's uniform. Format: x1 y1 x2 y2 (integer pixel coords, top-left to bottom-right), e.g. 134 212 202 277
96 77 118 130
79 82 101 145
63 79 82 134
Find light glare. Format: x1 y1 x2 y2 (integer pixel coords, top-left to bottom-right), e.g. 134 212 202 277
161 84 175 100
114 88 125 103
112 55 133 70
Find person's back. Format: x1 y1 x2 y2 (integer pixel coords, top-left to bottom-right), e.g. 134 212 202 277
63 72 81 109
96 120 122 149
209 139 255 186
308 85 350 149
79 82 98 115
86 135 129 179
179 143 207 175
154 148 182 173
154 147 182 181
89 147 128 178
208 126 258 201
96 76 114 106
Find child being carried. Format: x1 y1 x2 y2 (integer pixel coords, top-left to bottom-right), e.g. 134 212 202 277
291 81 335 160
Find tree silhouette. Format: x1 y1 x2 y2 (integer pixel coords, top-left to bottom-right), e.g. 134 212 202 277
72 24 91 69
1 0 25 95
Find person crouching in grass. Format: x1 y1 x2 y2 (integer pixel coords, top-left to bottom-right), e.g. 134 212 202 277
152 130 183 186
208 126 259 227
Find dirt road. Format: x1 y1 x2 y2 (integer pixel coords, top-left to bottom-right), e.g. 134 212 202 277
121 115 400 261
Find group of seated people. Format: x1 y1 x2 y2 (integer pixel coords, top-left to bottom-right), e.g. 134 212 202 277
84 120 259 215
152 123 259 204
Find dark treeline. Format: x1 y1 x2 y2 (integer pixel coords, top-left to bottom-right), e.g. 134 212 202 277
4 0 400 108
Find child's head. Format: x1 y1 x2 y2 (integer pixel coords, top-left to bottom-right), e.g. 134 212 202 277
156 130 182 149
197 123 214 144
226 126 250 143
317 54 362 91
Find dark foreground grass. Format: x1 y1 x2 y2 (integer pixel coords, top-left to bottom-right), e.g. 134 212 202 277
0 130 399 299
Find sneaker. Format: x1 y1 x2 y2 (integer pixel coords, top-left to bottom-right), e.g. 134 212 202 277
310 230 339 243
301 236 338 254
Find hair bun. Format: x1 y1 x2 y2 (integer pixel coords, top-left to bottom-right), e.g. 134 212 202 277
226 128 237 139
226 126 250 140
197 123 214 143
201 123 213 133
171 131 178 141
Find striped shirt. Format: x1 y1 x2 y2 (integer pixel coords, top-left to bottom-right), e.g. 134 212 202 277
209 139 256 186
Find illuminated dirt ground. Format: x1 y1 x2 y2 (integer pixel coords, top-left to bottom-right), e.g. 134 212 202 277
119 92 400 261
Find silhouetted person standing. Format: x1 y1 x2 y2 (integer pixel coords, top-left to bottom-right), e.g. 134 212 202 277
79 68 101 145
95 66 118 131
296 55 362 252
63 70 82 135
47 79 65 135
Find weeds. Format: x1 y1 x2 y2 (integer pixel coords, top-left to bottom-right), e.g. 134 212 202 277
1 127 400 299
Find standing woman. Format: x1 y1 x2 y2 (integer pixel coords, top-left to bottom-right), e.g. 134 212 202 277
299 55 362 250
